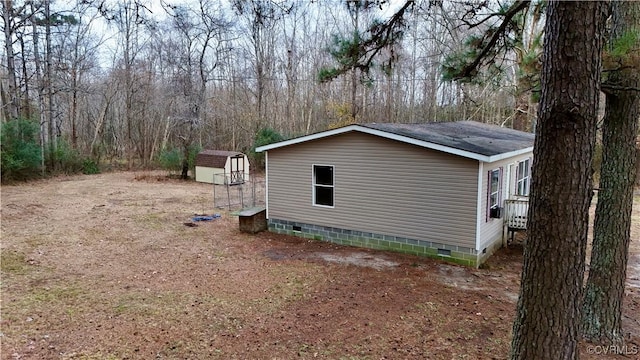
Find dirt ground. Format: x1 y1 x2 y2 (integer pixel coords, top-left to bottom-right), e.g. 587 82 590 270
1 171 639 360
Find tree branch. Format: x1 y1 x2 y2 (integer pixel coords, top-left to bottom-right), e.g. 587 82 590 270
452 0 530 80
359 0 414 71
601 83 640 93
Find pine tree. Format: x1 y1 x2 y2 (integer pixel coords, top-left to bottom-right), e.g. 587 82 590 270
582 0 640 345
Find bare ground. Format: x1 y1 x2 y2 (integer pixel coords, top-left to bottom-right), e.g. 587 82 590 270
1 171 638 359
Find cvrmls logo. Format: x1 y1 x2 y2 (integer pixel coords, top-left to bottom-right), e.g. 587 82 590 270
587 345 639 356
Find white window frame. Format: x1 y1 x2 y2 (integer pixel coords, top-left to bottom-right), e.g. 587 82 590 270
312 164 334 208
487 168 502 220
516 158 531 196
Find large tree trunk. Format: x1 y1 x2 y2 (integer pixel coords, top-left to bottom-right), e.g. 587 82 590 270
582 0 640 346
510 2 608 359
583 85 639 345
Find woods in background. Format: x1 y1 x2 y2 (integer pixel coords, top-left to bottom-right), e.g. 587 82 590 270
1 0 545 180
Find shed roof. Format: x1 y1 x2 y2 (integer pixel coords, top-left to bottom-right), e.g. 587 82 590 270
255 121 534 163
196 150 244 168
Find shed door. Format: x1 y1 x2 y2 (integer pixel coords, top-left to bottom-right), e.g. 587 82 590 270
230 155 245 184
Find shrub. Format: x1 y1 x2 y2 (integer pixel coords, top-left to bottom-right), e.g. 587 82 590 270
157 144 201 178
158 147 182 174
82 159 101 175
187 144 201 177
251 128 285 169
1 119 42 182
52 139 83 174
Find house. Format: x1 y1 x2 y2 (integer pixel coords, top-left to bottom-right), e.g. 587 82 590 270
255 121 534 267
195 150 250 185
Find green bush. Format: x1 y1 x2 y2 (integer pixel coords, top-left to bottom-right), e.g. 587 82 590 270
187 144 201 176
82 159 100 175
1 119 42 182
158 147 182 174
251 128 285 169
52 139 83 174
157 144 201 178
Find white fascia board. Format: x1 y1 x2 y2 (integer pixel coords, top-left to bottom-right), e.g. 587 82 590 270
255 125 521 162
360 127 492 161
255 125 362 152
485 147 534 163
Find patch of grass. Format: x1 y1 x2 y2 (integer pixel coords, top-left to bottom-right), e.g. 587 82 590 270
25 235 47 248
31 285 83 303
1 250 28 274
416 301 439 312
133 213 167 229
110 292 181 318
294 343 336 358
109 291 247 335
112 303 129 315
1 283 87 326
258 268 319 311
61 352 121 360
339 345 374 360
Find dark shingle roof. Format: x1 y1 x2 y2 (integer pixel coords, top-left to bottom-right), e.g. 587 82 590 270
256 121 534 162
362 121 534 157
196 150 243 168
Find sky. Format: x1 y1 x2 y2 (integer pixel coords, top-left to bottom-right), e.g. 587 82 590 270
80 0 407 70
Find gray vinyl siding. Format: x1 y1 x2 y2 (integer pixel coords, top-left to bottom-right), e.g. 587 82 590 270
478 153 533 251
266 132 479 249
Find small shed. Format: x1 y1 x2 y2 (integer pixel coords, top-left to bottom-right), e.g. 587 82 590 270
195 150 250 185
255 121 534 268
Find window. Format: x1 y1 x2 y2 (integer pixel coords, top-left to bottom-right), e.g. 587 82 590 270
313 165 334 207
516 158 531 196
488 168 502 219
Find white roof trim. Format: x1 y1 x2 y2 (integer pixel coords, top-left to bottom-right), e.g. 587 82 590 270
255 125 533 162
255 125 361 152
485 146 534 163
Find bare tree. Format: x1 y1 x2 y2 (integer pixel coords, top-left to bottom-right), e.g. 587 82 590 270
233 0 292 132
51 1 102 151
159 0 231 178
107 0 152 167
1 0 21 121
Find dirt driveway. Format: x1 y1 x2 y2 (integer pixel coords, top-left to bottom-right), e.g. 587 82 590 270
1 172 639 359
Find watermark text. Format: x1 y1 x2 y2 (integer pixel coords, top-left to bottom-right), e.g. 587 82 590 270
586 344 638 356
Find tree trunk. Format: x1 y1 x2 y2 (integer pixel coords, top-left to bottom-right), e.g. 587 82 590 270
637 148 640 187
181 159 189 180
510 2 608 359
19 35 31 120
583 86 639 345
512 90 530 131
582 0 640 345
71 68 78 149
45 0 56 169
2 0 19 120
181 140 190 180
29 1 47 175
